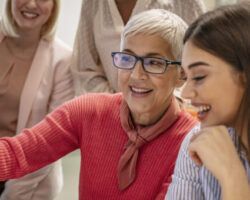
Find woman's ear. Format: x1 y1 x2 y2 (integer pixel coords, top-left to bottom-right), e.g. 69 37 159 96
175 67 186 88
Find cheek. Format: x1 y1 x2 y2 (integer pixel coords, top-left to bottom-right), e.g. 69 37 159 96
154 75 176 93
11 10 21 25
48 3 54 14
45 7 53 17
12 0 18 7
218 80 244 111
152 77 176 103
118 70 130 91
217 101 238 125
12 0 24 12
211 90 243 125
42 3 54 18
226 92 244 116
11 1 19 18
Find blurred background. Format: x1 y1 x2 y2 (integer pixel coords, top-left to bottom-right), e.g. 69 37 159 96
0 0 238 48
0 0 239 199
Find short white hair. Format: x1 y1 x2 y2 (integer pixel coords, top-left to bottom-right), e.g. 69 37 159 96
0 0 60 40
121 9 188 60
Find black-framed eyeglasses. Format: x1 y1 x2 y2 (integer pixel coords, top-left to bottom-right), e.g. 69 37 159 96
111 52 181 74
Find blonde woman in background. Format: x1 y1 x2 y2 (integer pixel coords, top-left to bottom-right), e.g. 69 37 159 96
71 0 206 95
0 0 74 199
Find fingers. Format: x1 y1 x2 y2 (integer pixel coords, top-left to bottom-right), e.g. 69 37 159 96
189 150 203 166
188 131 203 165
189 132 200 143
188 125 228 167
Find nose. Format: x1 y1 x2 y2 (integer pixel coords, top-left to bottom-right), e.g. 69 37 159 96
130 59 147 80
26 0 37 8
181 81 196 100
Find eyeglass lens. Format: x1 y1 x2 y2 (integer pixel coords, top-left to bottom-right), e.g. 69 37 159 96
113 53 167 73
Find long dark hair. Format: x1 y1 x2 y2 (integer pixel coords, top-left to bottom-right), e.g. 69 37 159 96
183 2 250 161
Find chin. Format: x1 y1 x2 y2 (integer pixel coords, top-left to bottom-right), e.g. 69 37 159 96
130 107 146 116
128 101 148 112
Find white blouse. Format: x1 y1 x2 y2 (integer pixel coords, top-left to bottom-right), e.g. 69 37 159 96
165 125 250 200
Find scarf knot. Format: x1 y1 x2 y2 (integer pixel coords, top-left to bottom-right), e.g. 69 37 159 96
124 132 148 149
118 97 180 190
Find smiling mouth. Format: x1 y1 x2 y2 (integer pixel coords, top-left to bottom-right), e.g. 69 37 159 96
130 86 153 95
21 11 39 19
186 103 211 119
196 105 211 120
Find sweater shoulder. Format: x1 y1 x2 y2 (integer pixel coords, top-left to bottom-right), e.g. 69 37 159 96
173 111 198 134
179 110 197 123
65 92 123 114
79 92 122 107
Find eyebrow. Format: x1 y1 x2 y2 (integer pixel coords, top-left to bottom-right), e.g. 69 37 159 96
187 61 210 69
122 49 165 58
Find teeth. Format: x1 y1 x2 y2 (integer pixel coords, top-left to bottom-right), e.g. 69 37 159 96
22 11 39 18
131 87 151 93
198 105 211 113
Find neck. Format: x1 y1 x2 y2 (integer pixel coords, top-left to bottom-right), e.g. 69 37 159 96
5 30 41 62
132 97 173 126
12 28 41 48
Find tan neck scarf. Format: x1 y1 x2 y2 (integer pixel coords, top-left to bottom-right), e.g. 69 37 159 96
118 97 181 190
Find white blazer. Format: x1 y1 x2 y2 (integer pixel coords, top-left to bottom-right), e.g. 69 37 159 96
0 32 74 200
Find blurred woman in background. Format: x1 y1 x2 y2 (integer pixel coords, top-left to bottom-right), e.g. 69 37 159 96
0 0 74 199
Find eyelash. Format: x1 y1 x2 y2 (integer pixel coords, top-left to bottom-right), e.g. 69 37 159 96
192 75 206 81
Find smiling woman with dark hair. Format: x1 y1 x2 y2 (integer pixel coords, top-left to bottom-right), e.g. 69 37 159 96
166 2 250 200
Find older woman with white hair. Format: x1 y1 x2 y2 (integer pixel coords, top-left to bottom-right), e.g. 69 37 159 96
0 9 196 199
0 0 74 199
71 0 206 95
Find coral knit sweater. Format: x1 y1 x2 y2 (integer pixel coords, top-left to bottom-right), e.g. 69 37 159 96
0 93 197 200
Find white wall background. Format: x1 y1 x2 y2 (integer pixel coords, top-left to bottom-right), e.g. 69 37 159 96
56 0 82 47
0 1 3 16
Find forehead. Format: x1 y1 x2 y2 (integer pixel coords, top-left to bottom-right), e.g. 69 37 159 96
182 42 225 71
122 34 174 59
182 42 209 67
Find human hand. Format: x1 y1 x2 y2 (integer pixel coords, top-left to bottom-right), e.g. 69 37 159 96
188 125 244 184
